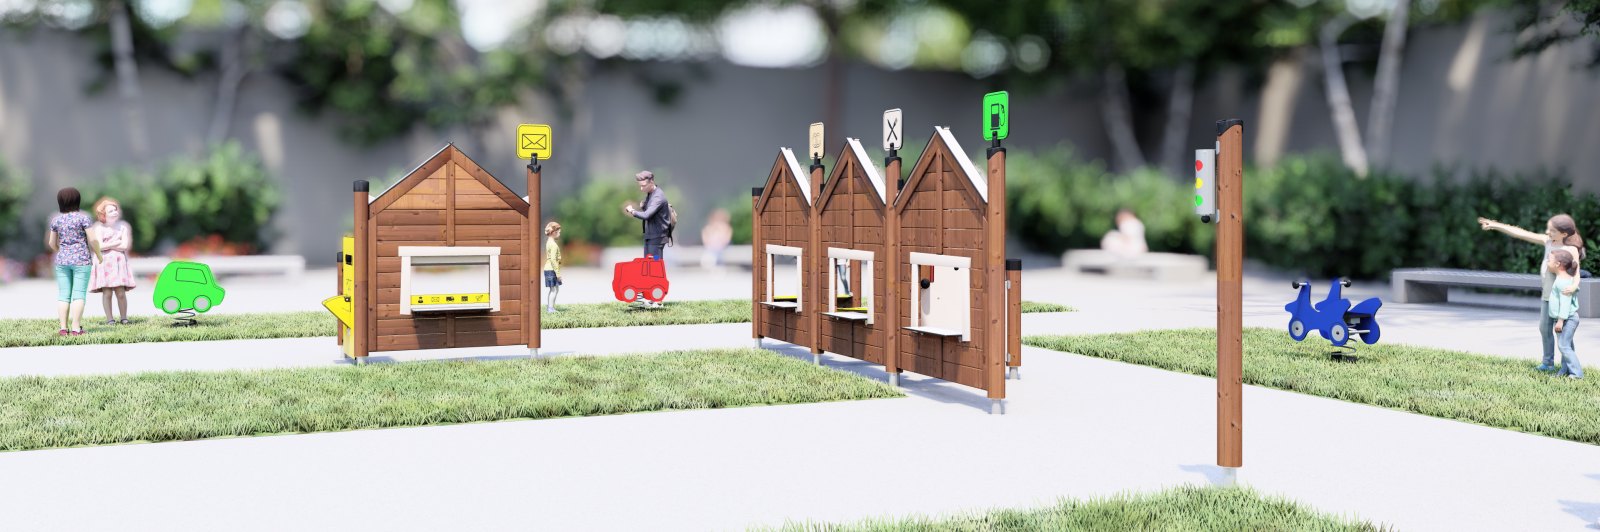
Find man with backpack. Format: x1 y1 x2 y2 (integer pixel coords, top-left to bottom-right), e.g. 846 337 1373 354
623 170 674 306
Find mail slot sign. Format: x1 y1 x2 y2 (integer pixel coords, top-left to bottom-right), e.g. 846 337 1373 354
397 246 503 314
516 124 552 160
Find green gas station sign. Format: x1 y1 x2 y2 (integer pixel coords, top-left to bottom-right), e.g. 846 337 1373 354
982 91 1009 141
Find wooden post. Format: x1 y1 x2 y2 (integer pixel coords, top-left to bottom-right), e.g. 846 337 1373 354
884 152 902 385
527 158 542 357
352 181 370 362
1006 258 1021 378
810 159 825 364
985 142 1007 413
752 186 764 347
1216 119 1245 469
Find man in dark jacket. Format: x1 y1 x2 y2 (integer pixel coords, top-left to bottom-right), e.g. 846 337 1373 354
624 170 670 261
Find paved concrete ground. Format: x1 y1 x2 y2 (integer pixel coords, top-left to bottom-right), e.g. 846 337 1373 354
2 341 1598 531
1 267 1598 531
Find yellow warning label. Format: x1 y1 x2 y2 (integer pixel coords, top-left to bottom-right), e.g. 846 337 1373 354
412 293 491 306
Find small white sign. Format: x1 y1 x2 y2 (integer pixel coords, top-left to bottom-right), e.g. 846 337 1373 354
883 109 903 151
809 122 825 160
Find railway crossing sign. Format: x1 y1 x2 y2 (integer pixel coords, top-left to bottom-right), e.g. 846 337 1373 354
982 91 1009 141
883 109 903 151
516 124 552 160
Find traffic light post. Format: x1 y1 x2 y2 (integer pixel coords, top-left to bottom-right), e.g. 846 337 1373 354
1204 119 1245 479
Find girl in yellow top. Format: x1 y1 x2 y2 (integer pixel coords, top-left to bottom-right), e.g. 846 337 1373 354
543 221 562 313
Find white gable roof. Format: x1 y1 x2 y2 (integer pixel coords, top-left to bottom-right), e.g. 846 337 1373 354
780 147 812 205
846 138 887 203
935 127 987 203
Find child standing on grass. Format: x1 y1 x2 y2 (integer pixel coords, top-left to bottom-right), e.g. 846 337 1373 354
46 187 102 336
89 197 136 325
1548 249 1583 379
543 221 562 313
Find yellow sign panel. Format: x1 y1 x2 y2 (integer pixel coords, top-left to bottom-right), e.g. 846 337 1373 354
516 124 553 160
323 295 354 329
412 293 491 306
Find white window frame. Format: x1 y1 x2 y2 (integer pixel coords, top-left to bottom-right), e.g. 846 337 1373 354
826 247 875 324
907 251 971 341
764 244 804 312
398 246 502 315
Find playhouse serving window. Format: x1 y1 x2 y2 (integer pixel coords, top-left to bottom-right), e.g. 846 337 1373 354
398 246 502 315
906 252 971 341
824 247 874 323
764 244 804 311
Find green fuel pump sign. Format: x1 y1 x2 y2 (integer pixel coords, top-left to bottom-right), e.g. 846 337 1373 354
983 91 1009 141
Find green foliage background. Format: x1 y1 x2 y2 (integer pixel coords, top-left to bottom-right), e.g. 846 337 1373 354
81 142 281 254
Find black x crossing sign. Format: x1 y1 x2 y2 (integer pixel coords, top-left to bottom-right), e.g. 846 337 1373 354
883 108 903 151
516 124 552 160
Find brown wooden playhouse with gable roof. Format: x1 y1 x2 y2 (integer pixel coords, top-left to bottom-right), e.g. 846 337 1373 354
750 126 1021 412
751 147 819 354
814 138 895 366
343 144 539 360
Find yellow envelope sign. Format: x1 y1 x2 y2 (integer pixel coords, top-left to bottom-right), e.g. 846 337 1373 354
517 124 552 160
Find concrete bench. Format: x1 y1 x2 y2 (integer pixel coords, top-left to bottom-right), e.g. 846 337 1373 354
129 255 306 278
1390 268 1600 318
1061 250 1208 281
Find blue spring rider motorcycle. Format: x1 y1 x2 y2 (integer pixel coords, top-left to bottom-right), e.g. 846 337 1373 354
1285 278 1382 356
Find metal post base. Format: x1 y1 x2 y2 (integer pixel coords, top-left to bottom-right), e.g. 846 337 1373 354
754 338 762 349
530 348 540 359
1008 367 1020 380
1219 467 1239 487
812 354 821 365
354 357 366 367
888 373 900 387
990 399 1005 415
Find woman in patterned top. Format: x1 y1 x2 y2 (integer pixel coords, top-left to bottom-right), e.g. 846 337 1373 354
46 187 103 336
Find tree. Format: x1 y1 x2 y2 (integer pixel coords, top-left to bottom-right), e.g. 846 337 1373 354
1512 0 1600 66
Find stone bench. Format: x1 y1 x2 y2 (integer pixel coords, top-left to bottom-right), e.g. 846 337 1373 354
128 255 306 278
1061 250 1208 281
1390 268 1600 318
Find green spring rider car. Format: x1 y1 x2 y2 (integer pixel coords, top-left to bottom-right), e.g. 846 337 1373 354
152 261 226 326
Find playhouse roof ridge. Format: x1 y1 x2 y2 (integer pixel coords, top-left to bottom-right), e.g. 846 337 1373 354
934 127 987 203
780 147 812 205
846 138 887 203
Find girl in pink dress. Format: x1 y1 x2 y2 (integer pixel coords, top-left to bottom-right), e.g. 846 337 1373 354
89 197 136 324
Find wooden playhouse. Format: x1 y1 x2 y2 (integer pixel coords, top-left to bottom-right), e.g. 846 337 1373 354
336 144 539 360
813 138 895 366
751 147 819 357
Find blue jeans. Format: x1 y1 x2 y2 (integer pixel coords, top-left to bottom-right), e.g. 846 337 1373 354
1557 314 1583 378
644 238 666 261
1541 300 1557 367
54 264 92 302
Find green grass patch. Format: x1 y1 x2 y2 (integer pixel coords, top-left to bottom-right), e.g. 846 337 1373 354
0 348 901 452
1020 300 1074 313
1026 328 1600 445
1 299 1071 348
764 485 1384 531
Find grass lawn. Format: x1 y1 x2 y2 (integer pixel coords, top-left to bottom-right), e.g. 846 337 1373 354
0 348 901 452
1026 328 1600 445
765 485 1384 531
0 299 1072 348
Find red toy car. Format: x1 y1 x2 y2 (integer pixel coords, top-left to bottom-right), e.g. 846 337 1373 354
613 256 670 303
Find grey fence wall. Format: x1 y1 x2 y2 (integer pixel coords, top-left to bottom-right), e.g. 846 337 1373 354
2 10 1596 264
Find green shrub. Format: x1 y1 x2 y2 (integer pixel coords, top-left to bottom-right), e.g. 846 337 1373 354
725 193 752 245
554 179 651 248
1002 147 1598 280
0 154 31 253
1005 144 1212 257
83 142 280 254
1245 154 1600 279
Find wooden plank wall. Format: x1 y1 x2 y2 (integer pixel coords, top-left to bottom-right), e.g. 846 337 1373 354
895 144 990 391
755 170 811 348
371 160 527 352
818 158 887 365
